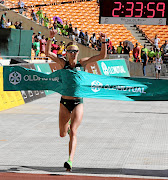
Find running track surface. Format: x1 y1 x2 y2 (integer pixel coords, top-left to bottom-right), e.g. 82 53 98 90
0 173 166 180
0 93 168 180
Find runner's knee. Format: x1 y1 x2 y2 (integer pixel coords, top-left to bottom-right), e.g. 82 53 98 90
70 128 77 137
60 130 67 137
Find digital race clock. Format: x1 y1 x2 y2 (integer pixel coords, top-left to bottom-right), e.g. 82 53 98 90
99 0 168 25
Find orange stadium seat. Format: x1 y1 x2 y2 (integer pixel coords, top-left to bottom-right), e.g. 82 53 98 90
138 25 168 48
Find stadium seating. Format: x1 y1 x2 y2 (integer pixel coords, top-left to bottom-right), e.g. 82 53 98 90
138 25 168 48
4 0 167 61
5 0 139 50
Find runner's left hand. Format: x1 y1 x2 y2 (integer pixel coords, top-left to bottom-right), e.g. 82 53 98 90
100 32 106 42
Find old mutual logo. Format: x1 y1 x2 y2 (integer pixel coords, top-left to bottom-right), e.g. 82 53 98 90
9 71 22 85
101 62 109 75
101 62 126 75
91 80 103 92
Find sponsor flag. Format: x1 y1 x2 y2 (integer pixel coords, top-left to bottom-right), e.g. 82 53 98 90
3 66 168 101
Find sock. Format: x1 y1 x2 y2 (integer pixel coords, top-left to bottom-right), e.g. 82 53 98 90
67 157 72 168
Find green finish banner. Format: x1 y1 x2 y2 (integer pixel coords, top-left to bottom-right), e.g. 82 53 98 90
3 66 168 101
34 63 55 95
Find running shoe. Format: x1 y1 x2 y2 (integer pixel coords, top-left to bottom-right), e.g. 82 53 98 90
64 159 72 171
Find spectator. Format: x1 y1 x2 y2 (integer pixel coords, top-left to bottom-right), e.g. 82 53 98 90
79 30 84 45
24 6 28 17
141 50 148 76
96 37 101 51
112 46 116 54
90 33 96 49
51 40 59 55
62 41 66 57
0 11 7 28
32 32 35 48
57 41 65 58
61 21 66 36
63 21 69 36
6 19 11 28
154 53 163 79
56 20 63 35
84 31 89 46
68 24 73 40
160 40 168 55
14 21 19 29
33 36 40 57
44 13 49 29
148 47 155 63
18 0 25 15
40 35 46 56
37 32 42 40
123 42 130 55
141 44 149 57
107 45 112 54
0 0 4 4
133 43 140 62
155 48 161 58
107 38 112 51
153 35 160 49
8 22 16 29
53 19 57 30
73 27 79 42
31 10 37 22
18 21 23 29
117 42 123 54
36 7 43 25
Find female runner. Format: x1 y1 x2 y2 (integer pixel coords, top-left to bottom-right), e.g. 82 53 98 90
45 30 107 171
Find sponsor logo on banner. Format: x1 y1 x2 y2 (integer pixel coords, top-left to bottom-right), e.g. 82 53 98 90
8 72 59 85
91 80 146 94
91 81 103 92
9 71 22 85
101 62 126 75
0 67 24 111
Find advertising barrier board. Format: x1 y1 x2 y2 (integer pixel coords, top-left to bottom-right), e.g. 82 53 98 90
97 59 130 77
20 64 46 103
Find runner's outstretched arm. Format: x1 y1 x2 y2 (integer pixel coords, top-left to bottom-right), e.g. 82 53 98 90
45 30 65 67
80 33 107 67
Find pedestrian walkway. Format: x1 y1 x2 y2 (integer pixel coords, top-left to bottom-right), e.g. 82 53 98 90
0 93 168 179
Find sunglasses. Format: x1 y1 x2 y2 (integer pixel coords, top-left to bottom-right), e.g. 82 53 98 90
67 50 79 53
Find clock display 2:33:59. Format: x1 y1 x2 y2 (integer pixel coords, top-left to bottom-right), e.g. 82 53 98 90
102 0 166 18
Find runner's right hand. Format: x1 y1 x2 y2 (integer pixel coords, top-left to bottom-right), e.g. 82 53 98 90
49 30 57 38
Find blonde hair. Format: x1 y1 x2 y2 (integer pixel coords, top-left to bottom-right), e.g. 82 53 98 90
66 41 79 50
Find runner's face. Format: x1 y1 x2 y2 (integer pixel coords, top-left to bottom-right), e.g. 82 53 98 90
67 46 79 61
